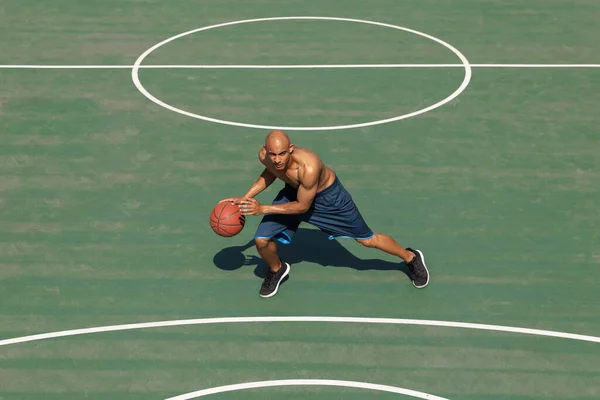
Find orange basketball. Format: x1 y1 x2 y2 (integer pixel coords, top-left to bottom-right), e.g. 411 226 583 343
210 201 245 237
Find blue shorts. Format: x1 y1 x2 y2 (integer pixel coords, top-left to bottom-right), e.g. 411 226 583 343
254 176 374 244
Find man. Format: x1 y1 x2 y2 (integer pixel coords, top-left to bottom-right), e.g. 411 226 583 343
222 130 429 298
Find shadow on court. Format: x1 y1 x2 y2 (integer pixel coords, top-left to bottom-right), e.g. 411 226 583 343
212 227 412 280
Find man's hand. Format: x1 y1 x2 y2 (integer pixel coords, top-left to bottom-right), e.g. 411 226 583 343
219 197 245 205
239 198 264 216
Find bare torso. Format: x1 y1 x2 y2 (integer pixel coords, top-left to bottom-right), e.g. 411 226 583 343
259 147 336 192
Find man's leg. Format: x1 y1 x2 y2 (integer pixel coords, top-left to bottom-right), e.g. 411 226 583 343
254 237 283 271
252 185 299 298
254 237 291 298
254 214 298 273
305 175 429 288
357 234 429 288
355 233 414 263
253 224 295 298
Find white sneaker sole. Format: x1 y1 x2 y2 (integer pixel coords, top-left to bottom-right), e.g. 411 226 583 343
412 249 430 289
260 262 291 298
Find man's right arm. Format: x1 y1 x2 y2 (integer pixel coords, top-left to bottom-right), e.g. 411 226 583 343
243 168 276 199
221 168 276 205
220 148 277 204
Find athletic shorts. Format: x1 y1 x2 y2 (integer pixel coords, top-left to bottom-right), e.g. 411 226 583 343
254 176 374 244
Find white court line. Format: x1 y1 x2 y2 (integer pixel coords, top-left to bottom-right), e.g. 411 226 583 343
0 63 599 69
472 64 600 68
1 316 599 347
165 379 450 400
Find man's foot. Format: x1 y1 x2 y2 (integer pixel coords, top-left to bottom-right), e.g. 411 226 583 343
406 248 429 288
259 261 291 298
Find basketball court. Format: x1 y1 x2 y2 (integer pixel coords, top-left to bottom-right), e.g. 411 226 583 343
1 1 599 398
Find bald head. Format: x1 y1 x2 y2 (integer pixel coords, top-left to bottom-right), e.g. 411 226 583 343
265 130 290 149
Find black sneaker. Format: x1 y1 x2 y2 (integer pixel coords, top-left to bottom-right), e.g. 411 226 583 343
406 248 429 288
259 261 290 298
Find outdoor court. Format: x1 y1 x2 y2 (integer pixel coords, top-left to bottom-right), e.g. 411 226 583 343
1 1 599 399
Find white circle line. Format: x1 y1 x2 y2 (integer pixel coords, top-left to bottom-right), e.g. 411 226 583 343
131 16 472 131
164 379 450 400
1 316 599 347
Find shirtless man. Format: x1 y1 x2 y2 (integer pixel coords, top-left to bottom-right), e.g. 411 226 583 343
222 130 429 298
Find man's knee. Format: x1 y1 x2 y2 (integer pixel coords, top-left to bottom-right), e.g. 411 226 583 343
356 234 378 248
254 237 273 249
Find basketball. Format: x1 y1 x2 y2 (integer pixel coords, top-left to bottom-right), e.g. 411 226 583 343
210 201 245 237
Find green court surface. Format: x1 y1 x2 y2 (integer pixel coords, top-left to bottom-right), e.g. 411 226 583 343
1 1 599 399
